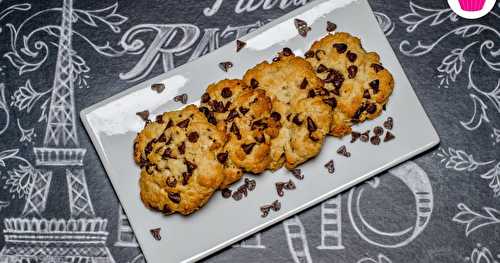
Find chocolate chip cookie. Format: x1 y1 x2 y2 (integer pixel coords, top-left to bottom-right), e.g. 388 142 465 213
134 105 227 215
243 51 333 170
305 32 394 137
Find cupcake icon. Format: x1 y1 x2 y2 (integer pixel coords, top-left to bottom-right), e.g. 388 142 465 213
458 0 486 11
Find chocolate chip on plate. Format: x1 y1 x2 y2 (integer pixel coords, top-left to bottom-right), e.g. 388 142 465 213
294 18 311 37
370 135 381 145
336 145 351 157
282 47 294 56
373 126 384 136
221 188 232 198
284 179 296 190
260 205 271 217
291 168 304 180
384 117 393 130
326 21 337 32
151 83 165 93
238 184 248 197
360 130 370 142
236 40 246 52
136 110 150 121
275 182 285 197
232 190 243 201
245 178 256 191
150 228 162 241
324 160 335 174
271 200 281 211
351 131 361 143
384 131 396 142
219 61 233 72
173 93 188 104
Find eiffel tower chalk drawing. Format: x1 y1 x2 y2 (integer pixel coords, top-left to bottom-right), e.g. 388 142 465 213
0 0 127 261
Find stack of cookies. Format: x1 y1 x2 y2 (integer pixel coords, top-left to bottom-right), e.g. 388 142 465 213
133 32 394 215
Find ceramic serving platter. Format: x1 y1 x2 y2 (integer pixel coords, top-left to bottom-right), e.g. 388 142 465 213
80 0 439 262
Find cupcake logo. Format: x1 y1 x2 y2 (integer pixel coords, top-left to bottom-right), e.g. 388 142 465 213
448 0 497 19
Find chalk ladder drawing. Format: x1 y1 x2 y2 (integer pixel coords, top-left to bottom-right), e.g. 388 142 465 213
115 206 139 247
0 0 115 262
233 233 266 249
317 195 344 250
283 215 313 263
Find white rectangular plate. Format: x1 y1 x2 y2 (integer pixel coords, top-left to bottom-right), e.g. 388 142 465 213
80 0 439 262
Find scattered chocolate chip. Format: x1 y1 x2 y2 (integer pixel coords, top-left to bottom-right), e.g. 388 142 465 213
136 110 150 121
232 190 243 201
222 188 232 198
384 131 395 142
271 200 281 211
242 143 256 154
369 79 380 93
300 78 308 89
270 112 281 122
333 43 347 53
150 228 161 241
260 205 271 217
363 90 371 99
371 63 384 72
151 83 165 93
217 152 228 163
304 50 315 58
360 131 370 142
177 142 185 154
272 56 280 62
282 47 294 56
166 176 177 187
326 21 337 32
221 87 233 98
275 182 285 197
168 192 181 203
219 61 233 72
250 78 259 89
162 148 174 159
346 51 357 62
230 123 242 139
201 93 211 103
291 169 304 180
185 160 197 173
239 106 249 115
315 50 326 60
348 65 358 79
350 131 361 143
366 103 377 114
384 117 393 130
306 117 317 132
177 119 190 128
255 133 266 143
245 178 256 191
238 185 248 197
284 179 296 190
294 18 311 37
173 93 188 104
373 126 384 136
336 145 351 157
317 64 328 73
323 98 337 108
236 40 246 52
187 132 199 143
370 135 381 145
324 160 335 174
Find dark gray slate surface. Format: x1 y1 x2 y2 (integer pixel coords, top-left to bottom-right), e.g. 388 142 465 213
0 0 498 262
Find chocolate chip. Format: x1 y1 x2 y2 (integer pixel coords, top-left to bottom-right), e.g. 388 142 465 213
271 200 281 211
304 50 315 58
226 109 239 122
136 110 150 121
369 79 380 93
199 106 210 117
156 115 164 123
373 127 384 137
222 188 232 198
306 117 317 132
291 169 304 180
315 50 326 60
348 65 358 79
162 205 172 214
337 145 351 157
351 131 361 143
326 21 337 32
371 63 384 72
239 106 249 115
286 114 292 121
366 103 377 114
353 103 367 121
221 87 232 98
270 112 281 121
370 135 381 145
284 179 296 190
330 69 344 89
275 182 285 197
384 117 393 130
250 78 259 89
245 178 256 191
174 93 188 104
300 78 308 89
219 61 233 72
317 64 328 73
384 131 395 142
323 98 337 109
211 100 225 113
308 89 316 98
145 140 154 155
324 160 335 174
346 51 357 62
236 40 246 52
162 148 175 159
150 228 161 241
168 192 181 203
187 132 199 143
177 142 185 154
238 185 248 197
217 152 228 164
185 160 197 173
282 47 294 56
292 115 303 126
360 131 370 142
294 18 311 37
151 83 165 93
255 133 266 143
363 90 371 99
242 143 256 154
223 101 232 112
232 190 243 201
207 114 217 125
251 119 268 130
272 56 280 62
230 123 241 139
333 43 347 53
201 93 211 103
260 205 271 217
177 119 190 128
182 172 191 185
166 176 177 187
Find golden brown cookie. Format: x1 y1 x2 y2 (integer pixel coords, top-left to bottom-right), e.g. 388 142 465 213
305 32 394 137
200 79 279 184
134 105 227 215
243 51 333 170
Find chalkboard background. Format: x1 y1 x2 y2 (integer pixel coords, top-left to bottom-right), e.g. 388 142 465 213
0 0 498 262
